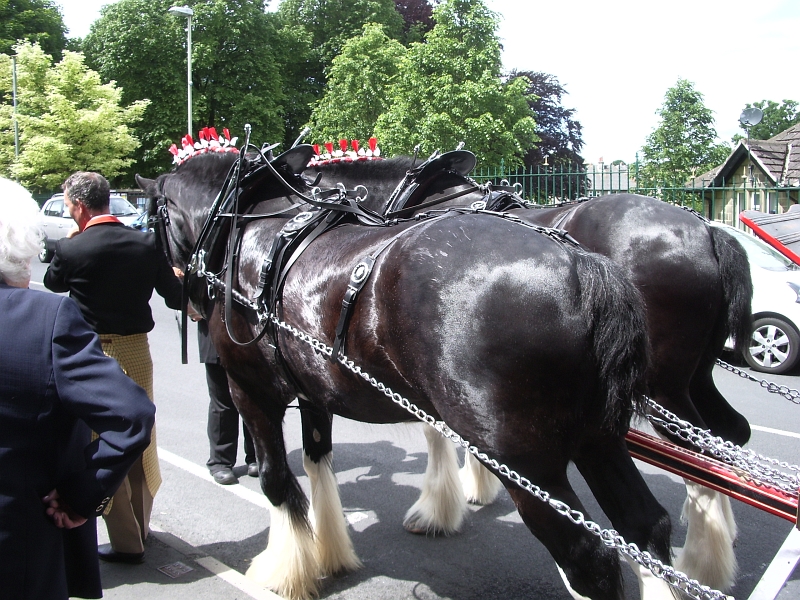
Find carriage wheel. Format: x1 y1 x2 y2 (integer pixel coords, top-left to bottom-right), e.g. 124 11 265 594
745 317 800 374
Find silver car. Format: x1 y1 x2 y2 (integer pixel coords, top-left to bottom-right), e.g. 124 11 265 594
38 193 141 262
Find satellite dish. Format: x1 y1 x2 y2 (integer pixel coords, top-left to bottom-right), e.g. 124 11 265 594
739 107 764 127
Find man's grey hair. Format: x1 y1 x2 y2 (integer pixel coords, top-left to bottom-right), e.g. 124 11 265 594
63 171 110 211
0 180 42 285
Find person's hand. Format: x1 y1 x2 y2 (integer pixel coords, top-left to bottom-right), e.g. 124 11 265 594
66 226 81 238
172 266 185 279
42 489 87 529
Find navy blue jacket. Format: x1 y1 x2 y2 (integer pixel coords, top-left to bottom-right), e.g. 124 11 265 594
0 284 155 599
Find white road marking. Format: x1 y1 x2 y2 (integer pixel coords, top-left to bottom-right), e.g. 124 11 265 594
157 447 270 508
149 524 284 600
751 424 800 440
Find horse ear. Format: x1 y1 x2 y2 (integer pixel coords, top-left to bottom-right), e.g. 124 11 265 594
136 174 157 195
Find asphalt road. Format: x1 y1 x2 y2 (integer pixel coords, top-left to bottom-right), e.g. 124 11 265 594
29 260 800 600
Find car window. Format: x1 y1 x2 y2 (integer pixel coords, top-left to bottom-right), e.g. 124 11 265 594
110 197 138 217
725 227 797 272
44 200 64 217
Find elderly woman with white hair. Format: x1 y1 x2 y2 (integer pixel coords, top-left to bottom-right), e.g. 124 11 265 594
0 178 156 600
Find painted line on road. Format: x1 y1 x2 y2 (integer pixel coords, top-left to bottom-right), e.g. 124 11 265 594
149 523 284 600
157 446 271 508
751 424 800 440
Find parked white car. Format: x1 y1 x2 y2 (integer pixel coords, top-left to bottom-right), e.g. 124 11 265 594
716 223 800 374
38 193 141 262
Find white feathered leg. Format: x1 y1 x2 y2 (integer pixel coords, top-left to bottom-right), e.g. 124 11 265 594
675 481 738 592
403 425 467 535
246 502 321 600
460 449 503 505
303 452 362 576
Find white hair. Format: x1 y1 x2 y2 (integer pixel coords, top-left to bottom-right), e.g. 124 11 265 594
0 178 42 285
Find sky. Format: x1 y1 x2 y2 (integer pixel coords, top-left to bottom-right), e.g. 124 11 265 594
56 0 799 164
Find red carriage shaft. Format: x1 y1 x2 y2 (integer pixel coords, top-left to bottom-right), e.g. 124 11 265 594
626 429 799 526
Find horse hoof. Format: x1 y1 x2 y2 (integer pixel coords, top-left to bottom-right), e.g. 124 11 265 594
404 523 430 535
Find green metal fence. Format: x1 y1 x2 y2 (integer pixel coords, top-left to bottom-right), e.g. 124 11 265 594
470 162 800 225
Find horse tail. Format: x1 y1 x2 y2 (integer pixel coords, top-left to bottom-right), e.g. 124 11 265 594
708 226 753 355
575 251 650 429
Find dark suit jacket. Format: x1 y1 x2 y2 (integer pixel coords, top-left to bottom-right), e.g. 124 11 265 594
0 284 156 600
43 222 182 334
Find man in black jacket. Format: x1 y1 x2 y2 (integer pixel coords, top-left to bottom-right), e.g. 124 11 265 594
44 171 184 564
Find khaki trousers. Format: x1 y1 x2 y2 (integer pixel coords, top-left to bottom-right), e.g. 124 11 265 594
100 333 161 553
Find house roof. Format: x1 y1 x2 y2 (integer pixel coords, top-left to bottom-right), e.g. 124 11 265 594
687 122 800 188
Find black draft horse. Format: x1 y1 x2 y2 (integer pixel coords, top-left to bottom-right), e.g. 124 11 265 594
308 154 753 592
137 149 675 600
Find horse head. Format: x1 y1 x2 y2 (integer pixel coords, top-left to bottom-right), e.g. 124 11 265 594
136 152 240 271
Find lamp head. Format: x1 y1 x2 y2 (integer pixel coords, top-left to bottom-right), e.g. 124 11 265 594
168 5 194 17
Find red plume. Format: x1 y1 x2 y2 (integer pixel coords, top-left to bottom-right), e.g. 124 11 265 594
223 128 231 140
168 144 179 156
351 139 360 153
312 144 320 155
209 127 218 140
339 139 348 152
368 137 378 152
199 128 207 141
324 142 334 154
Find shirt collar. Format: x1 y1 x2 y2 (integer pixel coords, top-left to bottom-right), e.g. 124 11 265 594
84 214 122 230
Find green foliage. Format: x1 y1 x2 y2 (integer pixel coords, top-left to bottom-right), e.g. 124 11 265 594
0 0 67 60
275 0 406 137
84 0 286 179
733 99 800 142
0 42 147 191
308 23 406 142
375 0 537 167
277 0 404 67
639 79 729 186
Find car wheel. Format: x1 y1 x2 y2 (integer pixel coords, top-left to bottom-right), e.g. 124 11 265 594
38 238 53 263
745 317 800 374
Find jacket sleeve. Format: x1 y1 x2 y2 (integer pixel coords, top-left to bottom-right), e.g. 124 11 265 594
43 241 70 293
50 298 155 518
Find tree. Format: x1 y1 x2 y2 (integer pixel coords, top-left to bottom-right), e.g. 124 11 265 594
638 79 729 186
734 99 800 141
507 70 583 168
393 0 436 43
84 0 285 179
275 0 406 137
308 23 406 142
0 0 67 60
277 0 404 68
0 42 148 191
375 0 537 167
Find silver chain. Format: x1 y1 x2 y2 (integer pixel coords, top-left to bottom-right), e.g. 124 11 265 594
264 312 727 600
715 358 800 405
644 387 800 497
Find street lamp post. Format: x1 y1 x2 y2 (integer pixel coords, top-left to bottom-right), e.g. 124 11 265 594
168 6 194 136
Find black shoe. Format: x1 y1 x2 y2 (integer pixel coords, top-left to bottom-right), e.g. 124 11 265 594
247 462 259 477
98 543 144 564
212 467 237 485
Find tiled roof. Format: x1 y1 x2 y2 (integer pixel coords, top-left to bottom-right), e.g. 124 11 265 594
687 122 799 188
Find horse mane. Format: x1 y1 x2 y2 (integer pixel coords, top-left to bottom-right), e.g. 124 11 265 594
306 156 414 181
